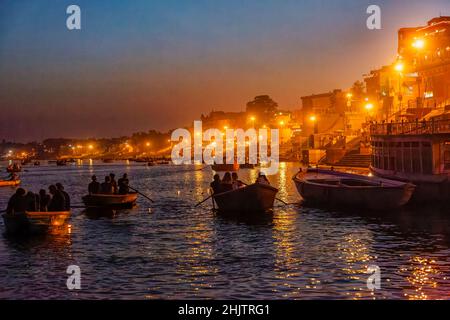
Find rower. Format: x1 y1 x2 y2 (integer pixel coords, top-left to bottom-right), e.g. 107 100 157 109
56 183 71 210
100 176 113 194
88 175 100 194
210 174 221 194
6 188 27 215
118 173 129 194
48 185 66 211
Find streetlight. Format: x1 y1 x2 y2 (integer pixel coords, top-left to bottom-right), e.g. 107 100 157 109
412 39 425 49
364 103 374 111
394 62 404 72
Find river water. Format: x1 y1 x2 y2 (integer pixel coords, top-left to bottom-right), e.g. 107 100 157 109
0 161 449 299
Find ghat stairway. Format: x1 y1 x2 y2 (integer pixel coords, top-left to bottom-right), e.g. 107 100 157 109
333 152 372 168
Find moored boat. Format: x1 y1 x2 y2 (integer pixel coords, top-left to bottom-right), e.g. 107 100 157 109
293 168 415 210
0 179 21 187
2 211 71 235
82 193 138 209
213 183 278 214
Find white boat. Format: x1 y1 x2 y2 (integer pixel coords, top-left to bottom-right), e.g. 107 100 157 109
293 168 415 210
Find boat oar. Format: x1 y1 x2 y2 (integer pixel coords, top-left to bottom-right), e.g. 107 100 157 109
128 186 154 203
195 195 213 207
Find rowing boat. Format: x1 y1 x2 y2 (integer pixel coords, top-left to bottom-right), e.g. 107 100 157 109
0 180 21 187
213 183 278 214
2 211 71 235
211 163 240 172
82 193 138 208
293 168 415 210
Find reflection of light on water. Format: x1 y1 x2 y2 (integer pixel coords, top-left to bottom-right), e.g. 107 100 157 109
337 233 376 299
278 162 287 197
89 159 93 166
272 211 303 298
401 256 442 300
176 222 217 293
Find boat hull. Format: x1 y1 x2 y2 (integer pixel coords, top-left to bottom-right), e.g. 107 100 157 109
213 183 278 214
2 211 70 235
82 193 138 208
370 166 450 205
0 180 20 187
293 169 415 210
211 163 240 172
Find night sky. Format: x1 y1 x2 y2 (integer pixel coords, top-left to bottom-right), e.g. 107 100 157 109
0 0 449 141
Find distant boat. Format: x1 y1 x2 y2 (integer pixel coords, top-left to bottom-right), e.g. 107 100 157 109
103 159 114 163
2 211 71 235
6 164 21 173
240 163 256 169
56 159 67 166
0 179 20 187
211 163 239 172
293 168 415 210
213 183 278 214
34 161 40 166
82 193 138 209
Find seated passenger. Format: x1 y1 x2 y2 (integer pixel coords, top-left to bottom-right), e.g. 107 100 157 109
6 188 27 215
256 173 270 185
88 175 101 194
109 173 118 194
221 172 233 192
231 172 244 190
25 191 38 211
100 176 113 194
39 189 51 212
48 185 66 212
56 183 71 210
210 174 221 194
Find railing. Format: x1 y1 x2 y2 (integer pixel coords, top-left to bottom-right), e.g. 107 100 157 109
370 119 450 136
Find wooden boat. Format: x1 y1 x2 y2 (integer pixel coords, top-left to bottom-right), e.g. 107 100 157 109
213 183 278 214
2 211 70 235
240 163 256 169
103 158 114 163
211 163 240 172
0 179 21 187
6 164 21 173
56 159 67 166
293 168 415 210
82 193 138 209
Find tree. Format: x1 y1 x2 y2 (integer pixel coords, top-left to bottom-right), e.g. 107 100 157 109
246 95 278 119
351 81 365 100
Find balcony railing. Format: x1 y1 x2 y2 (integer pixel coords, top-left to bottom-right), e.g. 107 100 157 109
370 119 450 136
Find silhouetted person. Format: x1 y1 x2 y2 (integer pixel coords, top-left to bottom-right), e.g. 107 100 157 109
88 175 100 194
6 188 27 214
256 173 270 185
221 172 233 192
210 174 221 194
56 183 70 210
100 176 113 194
118 173 130 195
231 172 244 190
25 191 38 211
39 189 51 212
48 185 65 212
109 173 118 194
